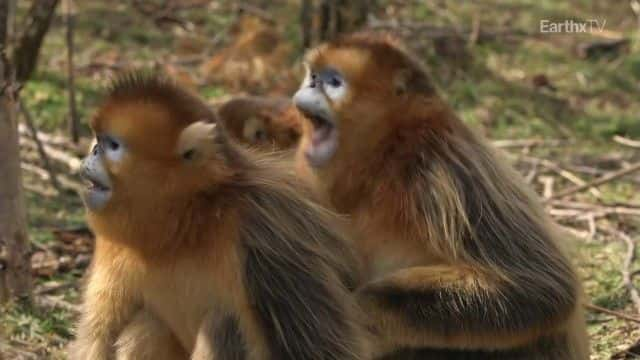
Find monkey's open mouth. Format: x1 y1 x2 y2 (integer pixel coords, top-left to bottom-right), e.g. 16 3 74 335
83 178 110 194
299 110 338 168
80 171 110 193
306 113 334 144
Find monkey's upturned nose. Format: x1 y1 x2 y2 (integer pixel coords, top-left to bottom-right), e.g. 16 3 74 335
293 87 324 113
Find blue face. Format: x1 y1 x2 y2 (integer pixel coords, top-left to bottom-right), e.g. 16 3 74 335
80 134 125 211
293 67 347 168
309 68 344 90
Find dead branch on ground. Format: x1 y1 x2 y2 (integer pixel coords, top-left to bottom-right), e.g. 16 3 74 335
18 100 61 192
546 162 640 201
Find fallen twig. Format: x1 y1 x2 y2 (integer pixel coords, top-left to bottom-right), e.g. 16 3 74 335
550 200 640 210
22 182 58 197
539 175 554 199
585 303 640 324
547 205 640 218
614 135 640 149
493 139 565 148
620 231 640 315
612 340 640 359
17 123 80 152
552 200 617 209
524 157 540 184
34 281 76 295
35 295 80 313
546 162 640 201
600 225 640 316
19 134 82 172
19 99 61 192
21 160 83 194
0 342 39 360
521 156 602 198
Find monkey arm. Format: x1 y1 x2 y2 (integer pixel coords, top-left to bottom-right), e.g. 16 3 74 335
69 251 141 359
357 264 578 353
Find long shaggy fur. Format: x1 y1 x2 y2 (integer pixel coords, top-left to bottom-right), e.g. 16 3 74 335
71 72 367 360
296 32 588 359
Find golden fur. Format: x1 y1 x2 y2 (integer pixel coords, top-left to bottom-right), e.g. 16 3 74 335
70 73 367 360
295 33 589 359
217 96 302 151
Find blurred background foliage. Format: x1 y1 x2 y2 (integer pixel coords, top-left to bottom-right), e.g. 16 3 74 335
1 0 639 359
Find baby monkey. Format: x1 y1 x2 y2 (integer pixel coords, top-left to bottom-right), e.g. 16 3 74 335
217 95 302 151
70 73 366 360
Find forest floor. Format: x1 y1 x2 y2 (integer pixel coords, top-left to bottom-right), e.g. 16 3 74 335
1 1 640 359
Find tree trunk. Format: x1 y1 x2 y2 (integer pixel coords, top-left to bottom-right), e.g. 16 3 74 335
318 0 332 42
6 0 16 44
300 0 312 49
0 0 32 303
311 0 371 46
12 0 59 83
65 0 79 143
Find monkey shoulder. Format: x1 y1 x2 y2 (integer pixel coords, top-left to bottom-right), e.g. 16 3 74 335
236 184 362 360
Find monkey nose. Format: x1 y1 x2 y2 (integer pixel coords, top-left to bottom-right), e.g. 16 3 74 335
293 87 320 112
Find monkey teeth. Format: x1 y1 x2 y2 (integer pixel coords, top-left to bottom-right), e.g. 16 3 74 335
81 175 110 192
302 112 338 167
312 123 332 144
303 113 334 145
309 114 329 129
85 179 109 191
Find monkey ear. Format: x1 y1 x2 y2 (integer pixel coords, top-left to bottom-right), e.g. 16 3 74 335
394 68 435 96
393 69 411 96
243 116 268 142
177 121 217 162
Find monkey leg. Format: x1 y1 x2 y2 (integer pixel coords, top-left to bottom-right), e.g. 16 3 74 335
358 264 578 356
114 310 188 360
70 256 140 360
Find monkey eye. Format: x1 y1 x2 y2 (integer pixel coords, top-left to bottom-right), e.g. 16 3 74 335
98 134 126 162
98 135 121 151
182 149 196 160
320 69 347 100
327 76 342 88
105 137 120 151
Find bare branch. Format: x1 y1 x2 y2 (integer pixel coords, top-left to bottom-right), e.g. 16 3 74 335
12 0 59 83
18 99 61 192
613 135 640 149
521 156 602 198
546 162 640 201
584 303 640 324
65 0 79 143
